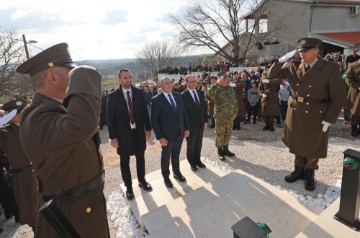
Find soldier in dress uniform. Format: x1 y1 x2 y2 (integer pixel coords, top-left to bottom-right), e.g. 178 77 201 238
16 43 110 237
258 73 281 132
207 74 238 161
231 72 246 130
0 99 40 232
345 59 360 137
268 37 345 190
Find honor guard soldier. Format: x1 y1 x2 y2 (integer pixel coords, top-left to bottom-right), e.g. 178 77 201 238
268 37 345 190
231 72 246 130
16 43 110 237
258 73 281 132
0 99 40 232
345 59 360 137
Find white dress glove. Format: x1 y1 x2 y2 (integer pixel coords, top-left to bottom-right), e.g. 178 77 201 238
321 121 331 132
262 94 267 98
262 79 269 83
279 50 297 63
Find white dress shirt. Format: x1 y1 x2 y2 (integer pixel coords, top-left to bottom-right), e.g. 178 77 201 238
121 87 136 129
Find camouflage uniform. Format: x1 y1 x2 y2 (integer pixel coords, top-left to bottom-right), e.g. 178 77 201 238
208 83 238 147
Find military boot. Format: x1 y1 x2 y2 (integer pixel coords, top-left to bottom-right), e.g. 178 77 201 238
351 124 359 137
284 165 304 183
217 147 225 161
269 123 275 132
209 117 215 128
263 123 270 131
304 169 316 191
223 146 235 157
236 120 241 130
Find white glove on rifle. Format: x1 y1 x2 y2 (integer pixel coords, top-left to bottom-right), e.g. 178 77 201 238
279 50 297 63
321 121 331 132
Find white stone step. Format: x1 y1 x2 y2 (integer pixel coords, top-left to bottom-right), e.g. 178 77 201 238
144 170 321 238
120 160 227 229
295 198 360 238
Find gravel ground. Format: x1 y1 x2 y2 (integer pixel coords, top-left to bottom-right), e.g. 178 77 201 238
1 118 358 237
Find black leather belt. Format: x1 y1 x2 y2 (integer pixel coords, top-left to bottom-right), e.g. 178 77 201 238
43 172 104 202
291 95 329 104
11 165 33 174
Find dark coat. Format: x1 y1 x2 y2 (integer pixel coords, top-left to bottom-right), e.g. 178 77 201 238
151 92 189 142
0 122 40 226
345 60 360 116
268 57 346 158
233 81 246 119
259 79 281 116
181 89 208 132
20 67 109 238
144 90 158 106
107 86 151 157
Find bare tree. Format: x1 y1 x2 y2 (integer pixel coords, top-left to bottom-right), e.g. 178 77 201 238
0 28 33 102
136 40 181 81
170 0 279 65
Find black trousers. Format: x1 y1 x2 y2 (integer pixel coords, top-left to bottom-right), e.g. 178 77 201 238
186 127 204 166
161 135 183 179
119 131 145 188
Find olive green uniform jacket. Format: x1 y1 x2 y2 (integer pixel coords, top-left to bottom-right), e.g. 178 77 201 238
345 60 360 117
0 122 40 226
208 83 238 121
20 67 109 237
268 58 345 158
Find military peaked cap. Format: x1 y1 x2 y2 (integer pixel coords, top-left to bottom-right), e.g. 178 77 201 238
297 37 322 52
16 43 77 76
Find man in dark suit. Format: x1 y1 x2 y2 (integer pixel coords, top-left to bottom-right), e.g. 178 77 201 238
151 77 190 188
181 75 208 171
107 68 152 200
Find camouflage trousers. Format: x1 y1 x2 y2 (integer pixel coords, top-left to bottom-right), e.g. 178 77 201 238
215 117 233 147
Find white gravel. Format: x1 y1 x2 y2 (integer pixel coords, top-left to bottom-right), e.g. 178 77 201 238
1 122 359 237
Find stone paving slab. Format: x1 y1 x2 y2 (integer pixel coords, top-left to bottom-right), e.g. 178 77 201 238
143 170 320 238
296 198 360 238
120 160 226 229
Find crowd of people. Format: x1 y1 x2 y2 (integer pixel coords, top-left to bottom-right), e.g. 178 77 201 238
0 39 359 237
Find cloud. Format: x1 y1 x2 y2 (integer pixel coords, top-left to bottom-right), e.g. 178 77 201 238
101 9 128 25
0 7 61 32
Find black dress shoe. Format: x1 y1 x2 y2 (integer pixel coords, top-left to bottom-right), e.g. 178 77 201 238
191 165 198 171
126 188 134 200
139 181 152 191
174 173 186 182
196 161 206 168
164 179 173 188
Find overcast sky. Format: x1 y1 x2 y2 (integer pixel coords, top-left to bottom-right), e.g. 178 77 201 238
0 0 215 60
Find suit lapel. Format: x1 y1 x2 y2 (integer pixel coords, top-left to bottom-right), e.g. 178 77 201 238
160 92 175 112
298 58 323 83
185 89 196 107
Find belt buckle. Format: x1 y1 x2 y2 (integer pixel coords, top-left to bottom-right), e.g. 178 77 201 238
297 97 304 103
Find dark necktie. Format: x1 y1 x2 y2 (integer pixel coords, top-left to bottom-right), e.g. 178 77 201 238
193 90 200 106
168 94 176 111
126 91 135 124
305 65 311 72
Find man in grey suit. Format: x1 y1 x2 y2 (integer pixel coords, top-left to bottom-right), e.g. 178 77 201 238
151 77 190 188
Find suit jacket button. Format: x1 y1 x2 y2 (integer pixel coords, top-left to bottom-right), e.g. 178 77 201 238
307 94 310 97
309 85 312 88
305 111 308 114
319 110 322 113
296 83 299 86
86 207 92 213
306 102 309 105
294 108 297 111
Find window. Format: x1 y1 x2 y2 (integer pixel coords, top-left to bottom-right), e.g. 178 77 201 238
350 6 360 16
